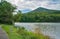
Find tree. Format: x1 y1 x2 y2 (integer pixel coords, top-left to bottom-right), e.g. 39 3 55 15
0 1 16 24
14 10 22 22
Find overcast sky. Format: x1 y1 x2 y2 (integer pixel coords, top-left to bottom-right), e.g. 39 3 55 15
5 0 60 12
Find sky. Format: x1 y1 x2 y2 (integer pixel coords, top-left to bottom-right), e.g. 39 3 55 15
5 0 60 13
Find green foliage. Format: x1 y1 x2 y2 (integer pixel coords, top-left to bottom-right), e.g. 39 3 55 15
0 1 16 24
2 24 51 39
13 10 22 22
14 12 60 22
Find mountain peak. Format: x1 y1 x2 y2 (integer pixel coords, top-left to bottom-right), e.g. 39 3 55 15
37 7 47 9
32 7 51 13
28 7 60 13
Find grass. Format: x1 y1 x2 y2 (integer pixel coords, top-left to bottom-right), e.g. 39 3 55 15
1 24 51 39
1 24 21 39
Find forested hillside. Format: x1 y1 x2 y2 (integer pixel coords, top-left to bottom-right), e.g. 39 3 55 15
14 7 60 22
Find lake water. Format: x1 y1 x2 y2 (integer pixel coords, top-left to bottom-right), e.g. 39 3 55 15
14 23 60 39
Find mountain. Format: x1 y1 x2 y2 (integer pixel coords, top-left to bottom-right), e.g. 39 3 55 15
27 7 60 14
16 7 60 22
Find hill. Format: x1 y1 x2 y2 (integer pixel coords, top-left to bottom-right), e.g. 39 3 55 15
27 7 60 14
14 7 60 22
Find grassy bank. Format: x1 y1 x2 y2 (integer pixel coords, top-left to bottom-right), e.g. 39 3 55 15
1 24 50 39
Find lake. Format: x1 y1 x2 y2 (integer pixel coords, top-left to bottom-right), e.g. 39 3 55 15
15 23 60 39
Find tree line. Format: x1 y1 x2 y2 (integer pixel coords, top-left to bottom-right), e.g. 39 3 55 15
14 12 60 22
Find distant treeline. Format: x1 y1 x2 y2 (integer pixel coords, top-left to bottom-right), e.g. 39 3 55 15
14 12 60 22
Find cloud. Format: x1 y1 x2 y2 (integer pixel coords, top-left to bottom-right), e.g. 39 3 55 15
6 0 60 11
6 0 19 5
17 0 50 10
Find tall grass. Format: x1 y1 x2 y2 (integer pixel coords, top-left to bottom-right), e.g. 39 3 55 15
2 24 51 39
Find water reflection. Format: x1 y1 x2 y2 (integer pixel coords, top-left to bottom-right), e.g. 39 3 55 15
15 23 60 39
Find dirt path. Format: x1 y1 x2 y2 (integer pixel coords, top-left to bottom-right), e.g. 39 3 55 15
0 27 9 39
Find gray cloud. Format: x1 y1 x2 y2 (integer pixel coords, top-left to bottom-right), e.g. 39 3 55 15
6 0 60 10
